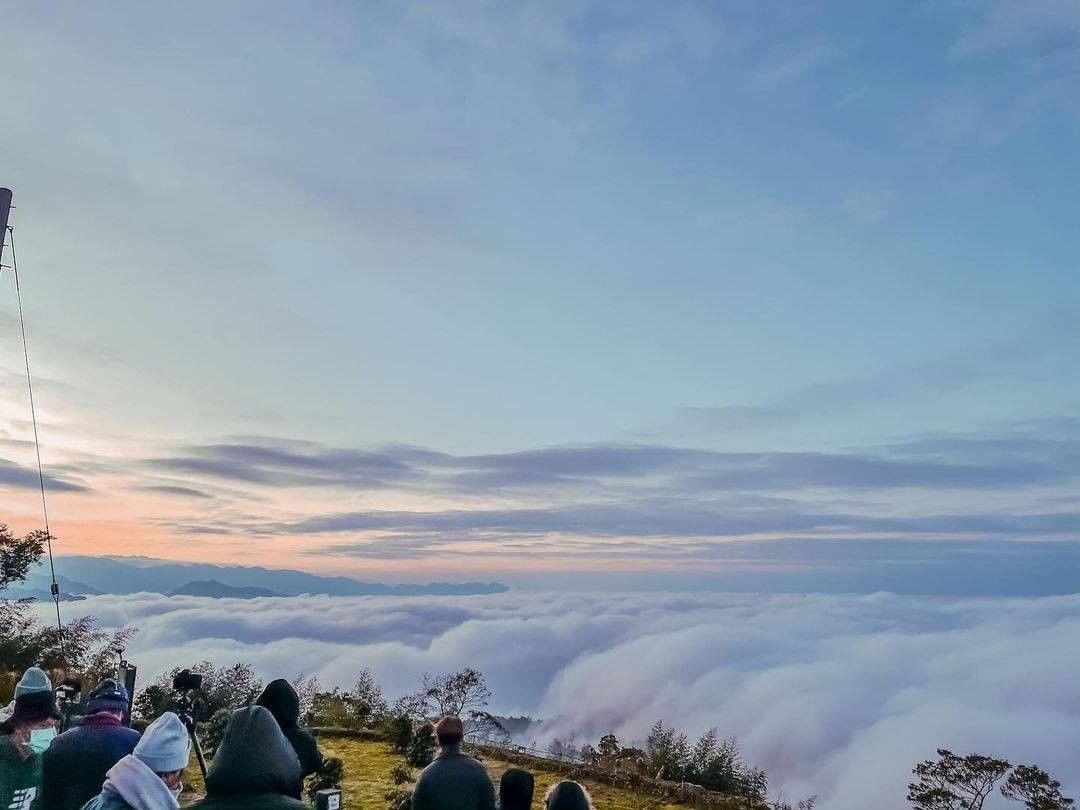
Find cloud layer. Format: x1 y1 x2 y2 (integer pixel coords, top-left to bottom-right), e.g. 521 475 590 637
43 590 1080 809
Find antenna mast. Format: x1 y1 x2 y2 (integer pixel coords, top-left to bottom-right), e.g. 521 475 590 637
1 187 65 647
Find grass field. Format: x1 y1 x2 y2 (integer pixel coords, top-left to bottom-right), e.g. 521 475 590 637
322 737 697 810
182 736 746 810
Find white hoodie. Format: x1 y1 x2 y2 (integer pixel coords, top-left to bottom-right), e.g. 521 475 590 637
98 755 180 810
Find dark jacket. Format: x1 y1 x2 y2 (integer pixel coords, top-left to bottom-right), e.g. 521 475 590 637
412 744 496 810
254 680 322 783
41 713 141 810
0 736 43 810
187 706 306 810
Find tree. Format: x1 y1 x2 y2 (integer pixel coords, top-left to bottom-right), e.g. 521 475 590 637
908 749 1011 810
690 732 745 794
134 661 262 723
291 673 320 720
1 526 137 699
645 720 690 781
0 525 47 590
351 667 389 727
465 710 511 745
547 738 568 761
1001 765 1075 810
402 668 491 719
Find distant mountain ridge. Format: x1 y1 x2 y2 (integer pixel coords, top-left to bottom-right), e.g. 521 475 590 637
168 579 284 599
24 555 509 598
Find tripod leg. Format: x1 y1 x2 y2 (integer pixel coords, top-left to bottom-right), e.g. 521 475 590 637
185 719 208 780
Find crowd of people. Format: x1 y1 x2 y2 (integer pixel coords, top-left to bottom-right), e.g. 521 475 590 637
0 666 595 810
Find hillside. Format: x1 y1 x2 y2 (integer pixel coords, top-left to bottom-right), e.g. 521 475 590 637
181 735 753 810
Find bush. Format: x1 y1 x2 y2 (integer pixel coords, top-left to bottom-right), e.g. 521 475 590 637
200 708 232 759
307 756 345 802
307 689 362 730
385 786 413 810
406 722 436 768
385 714 414 755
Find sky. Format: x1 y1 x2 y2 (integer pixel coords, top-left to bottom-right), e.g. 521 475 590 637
1 1 1079 587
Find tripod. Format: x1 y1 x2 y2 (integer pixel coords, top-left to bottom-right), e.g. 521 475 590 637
176 692 208 779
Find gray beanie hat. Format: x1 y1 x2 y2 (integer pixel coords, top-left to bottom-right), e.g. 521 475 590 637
14 667 52 697
134 711 191 773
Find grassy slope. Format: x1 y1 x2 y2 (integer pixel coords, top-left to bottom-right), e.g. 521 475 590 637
323 737 698 810
183 737 749 809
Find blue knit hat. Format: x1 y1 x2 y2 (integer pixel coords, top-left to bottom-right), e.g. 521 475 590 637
134 712 190 773
14 667 51 697
87 679 130 714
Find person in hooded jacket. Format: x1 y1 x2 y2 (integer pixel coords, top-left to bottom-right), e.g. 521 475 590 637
0 667 61 810
498 768 534 810
81 711 190 810
41 679 141 810
411 716 496 810
254 679 322 787
543 781 594 810
187 706 306 810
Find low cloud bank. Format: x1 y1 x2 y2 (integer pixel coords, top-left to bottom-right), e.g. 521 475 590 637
39 591 1080 808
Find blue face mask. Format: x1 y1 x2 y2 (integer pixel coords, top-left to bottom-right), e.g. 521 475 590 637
28 727 56 754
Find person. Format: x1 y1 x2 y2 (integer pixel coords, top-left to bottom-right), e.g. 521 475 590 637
187 706 306 810
41 679 141 810
81 711 190 810
543 781 594 810
0 667 61 810
254 679 322 787
411 716 496 810
498 768 534 810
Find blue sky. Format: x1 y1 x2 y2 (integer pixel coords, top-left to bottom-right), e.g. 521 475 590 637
0 1 1078 586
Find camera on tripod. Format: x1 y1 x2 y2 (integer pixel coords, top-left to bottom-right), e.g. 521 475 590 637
55 677 82 731
172 668 209 779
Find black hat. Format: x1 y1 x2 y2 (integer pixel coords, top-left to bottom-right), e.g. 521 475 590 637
87 679 130 714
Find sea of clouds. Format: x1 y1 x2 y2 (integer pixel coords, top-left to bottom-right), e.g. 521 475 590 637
39 590 1080 809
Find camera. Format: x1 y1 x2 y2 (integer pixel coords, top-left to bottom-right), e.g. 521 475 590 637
173 669 204 692
55 678 81 704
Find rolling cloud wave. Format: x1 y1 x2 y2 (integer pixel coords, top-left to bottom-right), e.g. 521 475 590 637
36 590 1080 808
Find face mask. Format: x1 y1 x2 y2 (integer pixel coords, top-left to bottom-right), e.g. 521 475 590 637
28 727 56 754
170 784 183 800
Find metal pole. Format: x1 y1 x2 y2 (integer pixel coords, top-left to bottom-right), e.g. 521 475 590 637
0 188 11 264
